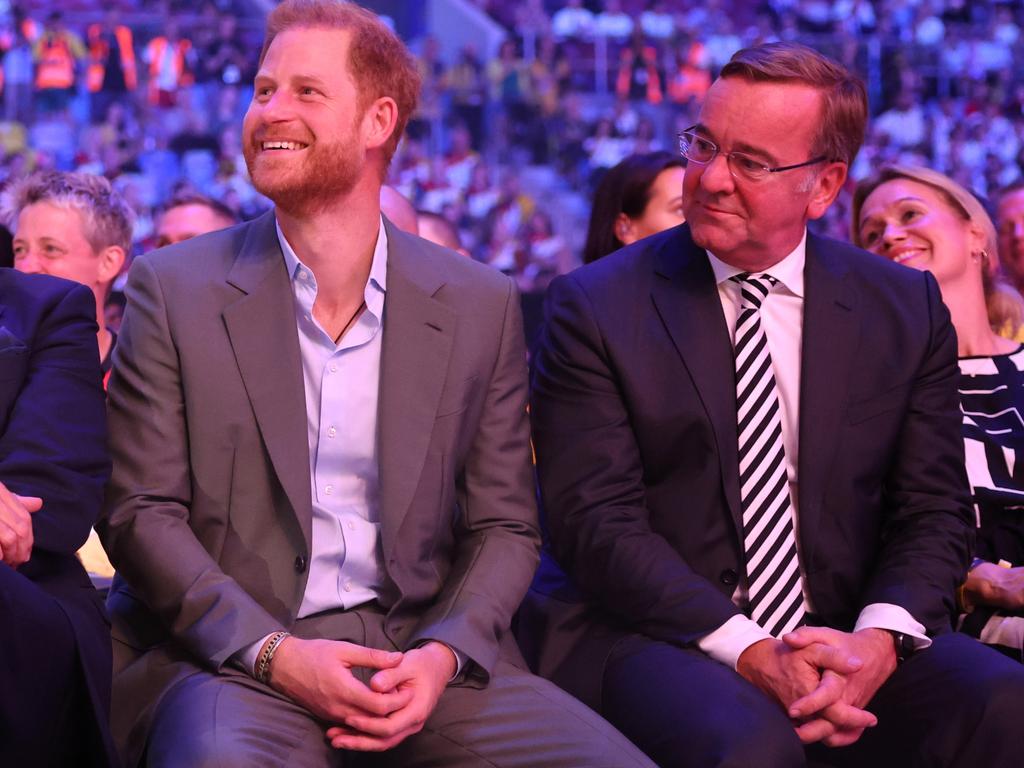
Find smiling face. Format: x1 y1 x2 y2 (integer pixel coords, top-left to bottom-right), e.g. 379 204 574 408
857 177 982 288
242 26 370 214
14 202 104 290
681 76 846 270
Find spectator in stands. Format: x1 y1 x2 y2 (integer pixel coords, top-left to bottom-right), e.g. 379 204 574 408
552 0 595 40
99 3 653 765
154 191 238 248
418 209 469 256
2 11 36 124
447 45 487 150
853 164 1024 659
997 182 1024 294
33 11 85 116
2 170 135 384
582 150 684 264
379 183 419 234
595 0 635 41
143 19 195 108
86 9 138 124
0 267 115 767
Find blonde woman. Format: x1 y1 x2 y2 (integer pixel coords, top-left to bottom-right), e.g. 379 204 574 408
854 165 1024 659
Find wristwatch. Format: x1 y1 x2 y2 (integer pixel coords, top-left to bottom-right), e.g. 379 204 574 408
888 631 917 664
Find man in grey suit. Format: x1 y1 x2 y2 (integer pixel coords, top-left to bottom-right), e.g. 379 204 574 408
99 2 652 766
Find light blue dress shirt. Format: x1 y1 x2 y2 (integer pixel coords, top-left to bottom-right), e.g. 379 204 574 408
277 218 389 618
239 219 463 676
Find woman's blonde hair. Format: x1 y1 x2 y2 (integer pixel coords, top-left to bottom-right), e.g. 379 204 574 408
851 164 1024 338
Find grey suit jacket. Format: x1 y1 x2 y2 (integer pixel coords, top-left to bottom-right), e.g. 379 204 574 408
99 211 539 763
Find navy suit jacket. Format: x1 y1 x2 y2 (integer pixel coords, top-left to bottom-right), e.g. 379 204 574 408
524 225 974 707
0 268 114 765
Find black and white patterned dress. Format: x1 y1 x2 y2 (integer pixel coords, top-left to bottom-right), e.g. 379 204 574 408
958 345 1024 659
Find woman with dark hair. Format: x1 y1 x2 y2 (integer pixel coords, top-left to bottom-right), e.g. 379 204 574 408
582 150 685 264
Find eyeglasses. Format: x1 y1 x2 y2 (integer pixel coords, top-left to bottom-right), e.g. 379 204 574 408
677 128 829 182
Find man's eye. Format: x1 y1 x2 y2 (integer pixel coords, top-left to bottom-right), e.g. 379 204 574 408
733 155 763 173
901 209 920 223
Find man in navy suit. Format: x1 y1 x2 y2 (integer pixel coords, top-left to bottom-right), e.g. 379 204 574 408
526 42 1024 767
0 268 115 766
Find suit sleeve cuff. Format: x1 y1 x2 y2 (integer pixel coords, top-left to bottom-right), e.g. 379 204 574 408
234 632 277 677
854 603 931 650
698 614 774 670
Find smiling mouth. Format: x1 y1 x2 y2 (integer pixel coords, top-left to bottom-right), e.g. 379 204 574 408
261 140 309 151
892 250 925 264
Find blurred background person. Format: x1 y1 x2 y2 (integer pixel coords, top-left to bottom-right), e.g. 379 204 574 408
2 169 134 381
581 150 684 264
379 183 419 234
997 182 1024 296
154 191 238 248
418 209 470 256
853 165 1024 660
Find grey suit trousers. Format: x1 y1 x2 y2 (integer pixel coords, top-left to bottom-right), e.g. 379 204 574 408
144 605 654 768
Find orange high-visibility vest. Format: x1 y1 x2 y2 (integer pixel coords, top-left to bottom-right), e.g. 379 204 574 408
145 36 193 103
86 24 137 92
616 45 663 105
35 34 75 90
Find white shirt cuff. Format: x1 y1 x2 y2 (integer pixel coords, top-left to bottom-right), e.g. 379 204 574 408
697 614 774 670
853 603 932 650
235 632 277 677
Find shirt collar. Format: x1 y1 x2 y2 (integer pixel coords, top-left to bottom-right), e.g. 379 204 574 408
275 215 389 294
705 229 806 299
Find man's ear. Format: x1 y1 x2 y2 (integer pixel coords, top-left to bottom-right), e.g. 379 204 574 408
97 244 126 287
363 96 399 151
806 161 848 221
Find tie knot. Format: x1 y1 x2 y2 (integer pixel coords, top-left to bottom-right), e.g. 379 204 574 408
731 273 777 310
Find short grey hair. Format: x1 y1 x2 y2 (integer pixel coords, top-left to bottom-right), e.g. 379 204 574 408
1 170 135 254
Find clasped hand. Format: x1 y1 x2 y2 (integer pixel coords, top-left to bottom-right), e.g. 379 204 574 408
737 627 897 748
0 480 42 568
268 636 457 752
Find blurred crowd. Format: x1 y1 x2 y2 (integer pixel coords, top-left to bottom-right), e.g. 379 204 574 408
1 0 1024 293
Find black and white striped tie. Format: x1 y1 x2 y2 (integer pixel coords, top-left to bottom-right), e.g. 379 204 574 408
731 273 806 637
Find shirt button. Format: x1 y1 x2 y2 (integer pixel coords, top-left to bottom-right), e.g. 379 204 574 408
347 521 355 531
329 364 338 373
719 568 738 586
325 484 334 495
328 426 337 438
298 270 308 280
294 555 307 573
343 581 352 592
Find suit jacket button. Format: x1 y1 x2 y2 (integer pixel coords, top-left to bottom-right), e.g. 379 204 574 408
720 569 738 586
294 555 307 573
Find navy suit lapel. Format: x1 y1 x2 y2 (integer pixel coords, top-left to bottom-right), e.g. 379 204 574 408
798 234 859 573
650 226 743 534
222 211 313 553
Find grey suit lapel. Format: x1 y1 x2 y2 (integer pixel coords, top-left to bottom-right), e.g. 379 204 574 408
378 220 455 563
797 235 859 573
650 227 743 534
222 211 313 552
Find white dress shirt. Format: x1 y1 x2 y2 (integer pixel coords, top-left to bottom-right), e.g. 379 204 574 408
696 231 931 669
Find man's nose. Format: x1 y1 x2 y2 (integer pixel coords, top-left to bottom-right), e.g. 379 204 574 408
15 251 42 274
699 152 735 195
